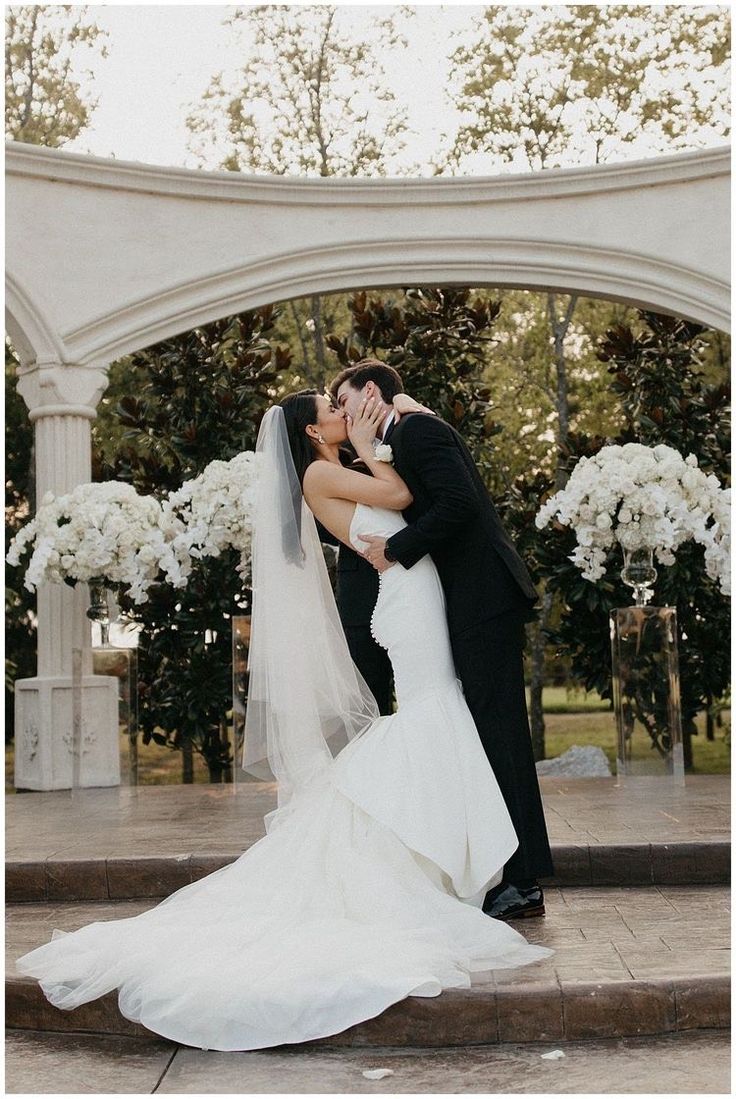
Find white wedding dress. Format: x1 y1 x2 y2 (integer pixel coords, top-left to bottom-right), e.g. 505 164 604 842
16 503 552 1051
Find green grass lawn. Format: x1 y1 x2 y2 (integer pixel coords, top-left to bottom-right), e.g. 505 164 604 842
527 686 730 775
6 687 730 790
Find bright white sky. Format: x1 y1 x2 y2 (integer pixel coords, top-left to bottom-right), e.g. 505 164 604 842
65 2 477 171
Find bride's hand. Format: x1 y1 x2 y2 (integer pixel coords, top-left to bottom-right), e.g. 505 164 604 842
346 396 386 455
393 393 436 422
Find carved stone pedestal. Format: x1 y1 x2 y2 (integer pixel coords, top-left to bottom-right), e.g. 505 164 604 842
14 675 120 791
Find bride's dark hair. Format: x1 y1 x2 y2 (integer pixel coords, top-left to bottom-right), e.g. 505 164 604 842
279 389 321 487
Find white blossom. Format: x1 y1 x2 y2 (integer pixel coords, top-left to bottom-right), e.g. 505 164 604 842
7 450 260 602
535 443 729 594
163 451 258 585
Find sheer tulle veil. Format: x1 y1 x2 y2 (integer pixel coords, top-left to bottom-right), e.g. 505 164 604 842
242 406 379 818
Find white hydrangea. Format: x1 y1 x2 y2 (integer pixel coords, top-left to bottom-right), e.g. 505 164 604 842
535 443 730 595
162 451 258 584
6 482 178 604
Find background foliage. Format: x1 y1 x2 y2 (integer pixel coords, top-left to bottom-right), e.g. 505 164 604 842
502 312 730 768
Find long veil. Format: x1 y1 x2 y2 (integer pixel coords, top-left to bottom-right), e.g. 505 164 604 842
242 406 379 819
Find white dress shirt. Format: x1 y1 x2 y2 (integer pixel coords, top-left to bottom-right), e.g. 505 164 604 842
379 411 395 441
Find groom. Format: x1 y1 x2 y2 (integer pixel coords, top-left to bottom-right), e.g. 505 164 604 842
330 359 554 920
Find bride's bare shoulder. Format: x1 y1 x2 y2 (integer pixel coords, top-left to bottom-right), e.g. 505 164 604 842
303 460 345 492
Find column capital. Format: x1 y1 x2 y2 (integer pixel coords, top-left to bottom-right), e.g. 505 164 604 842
15 359 108 420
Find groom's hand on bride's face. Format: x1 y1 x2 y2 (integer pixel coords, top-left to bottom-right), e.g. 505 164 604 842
361 535 395 573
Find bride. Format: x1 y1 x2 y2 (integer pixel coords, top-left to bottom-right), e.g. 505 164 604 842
16 390 553 1052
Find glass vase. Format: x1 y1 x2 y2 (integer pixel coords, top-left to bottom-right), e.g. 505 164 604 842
86 579 113 646
620 545 657 606
84 582 139 786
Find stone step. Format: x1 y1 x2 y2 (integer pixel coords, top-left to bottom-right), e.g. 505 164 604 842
6 887 730 1048
7 777 730 902
5 1027 732 1094
6 838 731 903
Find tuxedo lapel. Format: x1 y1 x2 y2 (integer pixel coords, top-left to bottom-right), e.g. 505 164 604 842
382 417 398 446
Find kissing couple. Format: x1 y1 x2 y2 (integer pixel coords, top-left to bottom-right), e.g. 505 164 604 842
17 358 555 1052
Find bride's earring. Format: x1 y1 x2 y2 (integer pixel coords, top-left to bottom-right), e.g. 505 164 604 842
317 434 325 444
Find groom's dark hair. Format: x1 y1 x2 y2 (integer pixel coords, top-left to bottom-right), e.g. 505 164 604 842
329 359 404 403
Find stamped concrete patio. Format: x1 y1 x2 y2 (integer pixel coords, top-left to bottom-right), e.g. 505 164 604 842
5 774 730 1058
6 775 731 901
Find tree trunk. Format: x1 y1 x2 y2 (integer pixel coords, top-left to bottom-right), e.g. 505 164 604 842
705 693 714 740
532 294 577 759
182 739 194 784
528 586 553 761
290 300 312 369
546 292 578 487
310 295 327 373
222 716 233 784
204 721 231 783
127 728 138 786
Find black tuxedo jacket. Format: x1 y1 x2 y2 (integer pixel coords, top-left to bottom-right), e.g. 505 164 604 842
384 413 539 636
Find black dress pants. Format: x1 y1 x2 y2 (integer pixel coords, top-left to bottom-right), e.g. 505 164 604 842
451 608 554 883
343 625 394 717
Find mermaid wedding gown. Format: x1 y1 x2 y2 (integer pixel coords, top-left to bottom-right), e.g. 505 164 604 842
16 503 552 1051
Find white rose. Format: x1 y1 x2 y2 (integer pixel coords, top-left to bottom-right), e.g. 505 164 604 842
374 444 394 464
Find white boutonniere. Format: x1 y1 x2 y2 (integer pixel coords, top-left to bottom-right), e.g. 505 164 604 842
374 444 394 464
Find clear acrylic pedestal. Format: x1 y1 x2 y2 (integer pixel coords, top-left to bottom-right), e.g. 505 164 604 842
91 644 138 785
71 623 139 790
231 614 260 786
610 605 685 786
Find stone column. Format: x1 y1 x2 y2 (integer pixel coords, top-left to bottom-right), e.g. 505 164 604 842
13 360 120 790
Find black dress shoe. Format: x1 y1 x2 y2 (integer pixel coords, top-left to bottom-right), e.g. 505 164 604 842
483 880 545 921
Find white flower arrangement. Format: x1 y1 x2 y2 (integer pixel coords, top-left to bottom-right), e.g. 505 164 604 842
374 444 394 464
535 443 730 596
7 452 260 602
162 451 258 583
6 482 180 604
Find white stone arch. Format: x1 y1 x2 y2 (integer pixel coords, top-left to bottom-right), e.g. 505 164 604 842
6 142 730 376
5 140 730 789
5 273 66 368
51 233 730 371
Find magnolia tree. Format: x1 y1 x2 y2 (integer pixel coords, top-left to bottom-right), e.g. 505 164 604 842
327 286 504 483
443 3 731 757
